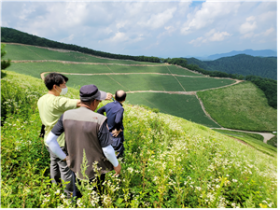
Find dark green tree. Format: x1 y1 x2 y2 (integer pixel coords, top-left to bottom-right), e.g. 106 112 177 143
1 44 11 78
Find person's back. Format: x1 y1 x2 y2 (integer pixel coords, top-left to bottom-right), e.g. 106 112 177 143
99 101 124 132
97 90 126 158
38 93 78 147
63 107 114 179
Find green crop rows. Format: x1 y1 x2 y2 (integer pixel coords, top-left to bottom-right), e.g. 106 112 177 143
64 74 234 93
4 44 160 65
8 62 203 77
127 93 220 128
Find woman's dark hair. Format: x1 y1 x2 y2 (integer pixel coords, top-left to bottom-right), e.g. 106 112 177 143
115 90 126 102
44 73 69 90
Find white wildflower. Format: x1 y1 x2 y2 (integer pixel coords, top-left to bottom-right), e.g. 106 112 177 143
127 167 134 173
195 186 201 191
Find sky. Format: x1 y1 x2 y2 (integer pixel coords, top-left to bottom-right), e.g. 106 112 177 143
1 0 278 58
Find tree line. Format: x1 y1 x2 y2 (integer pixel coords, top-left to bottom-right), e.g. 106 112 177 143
1 27 161 63
164 58 277 109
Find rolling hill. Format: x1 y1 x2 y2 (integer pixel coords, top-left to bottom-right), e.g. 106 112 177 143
185 55 277 80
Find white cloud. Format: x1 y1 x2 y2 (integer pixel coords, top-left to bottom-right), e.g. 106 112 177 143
209 31 230 42
137 7 176 29
264 27 275 36
181 1 240 35
239 16 257 34
189 29 230 46
107 32 128 43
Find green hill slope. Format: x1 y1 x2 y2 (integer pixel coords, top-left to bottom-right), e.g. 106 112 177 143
3 43 160 65
1 71 277 208
1 27 161 63
186 55 277 80
197 82 277 131
4 43 237 127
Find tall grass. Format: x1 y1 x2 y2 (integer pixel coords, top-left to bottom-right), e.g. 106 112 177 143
1 71 277 208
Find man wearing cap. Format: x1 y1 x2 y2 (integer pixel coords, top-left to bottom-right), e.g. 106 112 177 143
45 84 121 199
38 73 112 196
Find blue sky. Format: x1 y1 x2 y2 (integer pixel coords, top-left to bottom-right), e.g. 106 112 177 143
1 0 277 58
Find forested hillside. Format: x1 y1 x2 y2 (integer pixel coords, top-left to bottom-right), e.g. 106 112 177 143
1 27 160 63
185 55 277 80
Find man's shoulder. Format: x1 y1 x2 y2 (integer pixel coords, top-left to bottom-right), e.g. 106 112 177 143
38 94 52 107
64 107 107 123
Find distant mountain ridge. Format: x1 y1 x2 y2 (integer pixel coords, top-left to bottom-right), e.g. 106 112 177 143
185 54 277 80
191 49 277 61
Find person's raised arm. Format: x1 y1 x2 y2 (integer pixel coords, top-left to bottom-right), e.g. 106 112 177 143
97 105 106 115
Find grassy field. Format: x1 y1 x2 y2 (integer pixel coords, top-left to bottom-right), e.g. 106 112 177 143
8 62 203 78
3 44 161 65
1 71 277 208
213 129 277 157
127 93 220 128
65 74 235 92
197 82 277 132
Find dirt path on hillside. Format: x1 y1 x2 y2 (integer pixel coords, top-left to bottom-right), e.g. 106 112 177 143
213 128 275 143
195 94 222 127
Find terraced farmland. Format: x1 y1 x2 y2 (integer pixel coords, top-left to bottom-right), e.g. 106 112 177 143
64 74 235 92
4 43 239 127
4 43 161 65
127 93 220 128
8 62 203 78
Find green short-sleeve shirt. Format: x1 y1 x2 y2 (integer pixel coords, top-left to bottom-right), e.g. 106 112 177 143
37 94 78 147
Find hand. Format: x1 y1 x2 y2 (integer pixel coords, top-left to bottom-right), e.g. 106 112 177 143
113 163 121 176
76 100 81 107
112 129 122 137
105 93 113 100
62 155 68 161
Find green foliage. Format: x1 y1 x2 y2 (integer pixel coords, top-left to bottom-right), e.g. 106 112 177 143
197 82 277 132
2 27 161 63
1 71 277 208
245 75 277 109
267 135 277 148
1 44 11 73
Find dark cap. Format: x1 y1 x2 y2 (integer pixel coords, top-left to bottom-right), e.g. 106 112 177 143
80 85 107 102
